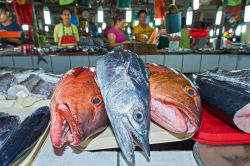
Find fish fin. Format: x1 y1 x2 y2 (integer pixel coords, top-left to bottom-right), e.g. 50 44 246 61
209 66 219 73
71 67 85 77
124 61 130 73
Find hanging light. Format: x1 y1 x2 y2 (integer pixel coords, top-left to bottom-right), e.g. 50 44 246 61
244 0 250 22
235 25 241 36
241 24 247 33
97 6 104 23
22 24 29 31
209 29 214 37
127 27 131 34
216 28 220 36
222 26 225 33
43 6 51 25
126 8 132 23
98 27 102 33
155 18 161 26
186 6 193 25
45 25 49 32
102 22 107 30
215 6 223 25
193 0 199 10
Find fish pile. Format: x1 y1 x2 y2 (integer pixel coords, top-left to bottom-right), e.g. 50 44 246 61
49 49 202 164
147 63 201 134
50 67 108 148
192 69 250 133
0 67 60 100
0 106 50 165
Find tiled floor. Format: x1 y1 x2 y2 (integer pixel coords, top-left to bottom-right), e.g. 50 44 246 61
32 140 197 166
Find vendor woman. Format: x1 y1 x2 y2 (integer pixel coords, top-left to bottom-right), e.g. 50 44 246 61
0 3 23 46
54 8 79 47
107 11 129 47
133 10 153 43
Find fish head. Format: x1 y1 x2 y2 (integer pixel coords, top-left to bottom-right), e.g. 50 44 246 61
105 80 150 164
50 67 108 148
148 64 201 133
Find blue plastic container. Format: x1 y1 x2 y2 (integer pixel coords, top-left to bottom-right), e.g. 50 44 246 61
165 12 181 33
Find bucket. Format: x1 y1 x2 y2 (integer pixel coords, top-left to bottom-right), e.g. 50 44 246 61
165 4 181 34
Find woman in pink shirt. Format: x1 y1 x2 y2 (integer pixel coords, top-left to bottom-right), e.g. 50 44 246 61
107 11 129 47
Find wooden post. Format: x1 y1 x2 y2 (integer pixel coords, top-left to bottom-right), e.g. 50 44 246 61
216 0 227 50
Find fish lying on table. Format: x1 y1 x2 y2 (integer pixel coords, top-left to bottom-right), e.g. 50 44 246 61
0 114 19 147
50 67 108 148
0 67 60 100
0 106 50 166
200 69 250 93
191 73 250 133
147 63 201 133
0 73 17 99
95 49 150 165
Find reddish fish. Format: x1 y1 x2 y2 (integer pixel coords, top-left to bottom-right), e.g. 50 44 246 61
147 64 201 133
50 67 108 148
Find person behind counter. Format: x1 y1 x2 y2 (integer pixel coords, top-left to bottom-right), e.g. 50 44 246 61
133 10 153 43
54 7 79 47
0 4 24 46
179 17 190 49
159 25 181 51
107 11 129 47
158 5 181 51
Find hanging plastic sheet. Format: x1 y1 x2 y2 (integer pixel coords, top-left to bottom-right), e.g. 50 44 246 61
13 0 33 26
154 0 165 20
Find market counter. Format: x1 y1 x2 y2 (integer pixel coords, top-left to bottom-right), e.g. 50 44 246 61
0 99 194 165
0 51 250 74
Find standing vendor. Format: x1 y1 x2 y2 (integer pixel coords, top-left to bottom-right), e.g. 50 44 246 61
133 10 153 43
0 3 23 46
54 8 79 47
107 11 129 47
158 5 181 51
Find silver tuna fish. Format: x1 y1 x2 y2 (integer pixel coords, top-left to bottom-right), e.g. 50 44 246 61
95 49 150 165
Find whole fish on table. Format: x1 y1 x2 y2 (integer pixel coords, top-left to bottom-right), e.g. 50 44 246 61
0 73 17 99
0 67 60 99
0 106 50 166
50 67 108 148
192 74 250 133
95 49 150 165
0 114 19 147
200 69 250 93
147 63 201 133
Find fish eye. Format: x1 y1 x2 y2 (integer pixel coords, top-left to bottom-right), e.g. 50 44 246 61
92 97 101 105
185 86 197 97
133 110 144 122
188 89 195 96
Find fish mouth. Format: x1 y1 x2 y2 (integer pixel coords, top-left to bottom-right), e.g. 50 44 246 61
151 98 198 133
112 119 149 165
51 104 81 148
